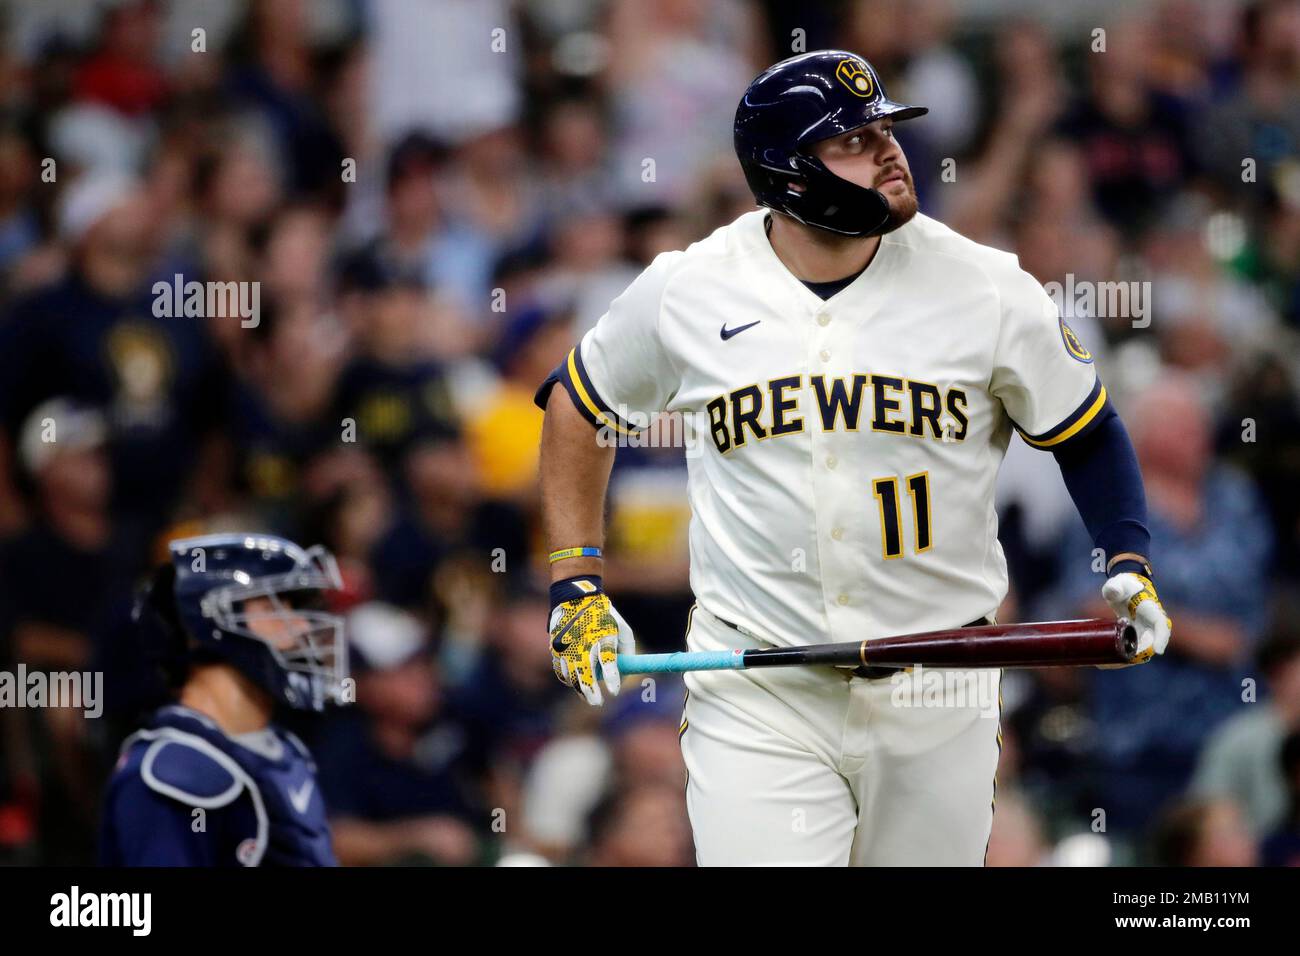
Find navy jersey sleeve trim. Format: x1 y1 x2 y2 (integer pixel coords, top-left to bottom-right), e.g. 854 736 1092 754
533 345 642 434
533 365 563 411
1015 377 1108 450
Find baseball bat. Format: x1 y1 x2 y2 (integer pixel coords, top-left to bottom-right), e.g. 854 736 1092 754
617 618 1138 675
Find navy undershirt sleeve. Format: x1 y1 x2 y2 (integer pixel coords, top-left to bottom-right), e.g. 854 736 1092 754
1050 403 1151 577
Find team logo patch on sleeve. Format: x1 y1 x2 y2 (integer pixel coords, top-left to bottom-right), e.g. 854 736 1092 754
1059 317 1093 364
835 59 875 98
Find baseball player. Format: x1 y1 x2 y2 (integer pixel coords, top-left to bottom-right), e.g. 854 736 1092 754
535 51 1172 866
101 534 347 866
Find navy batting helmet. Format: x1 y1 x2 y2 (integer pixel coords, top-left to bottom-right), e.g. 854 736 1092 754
734 50 928 236
138 533 348 712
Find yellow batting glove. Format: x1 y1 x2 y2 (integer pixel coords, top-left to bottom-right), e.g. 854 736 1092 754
548 576 635 706
1102 572 1172 664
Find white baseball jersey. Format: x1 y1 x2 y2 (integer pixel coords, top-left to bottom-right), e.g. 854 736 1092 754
556 208 1103 648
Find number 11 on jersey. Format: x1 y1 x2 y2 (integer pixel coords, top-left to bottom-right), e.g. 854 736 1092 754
872 472 932 559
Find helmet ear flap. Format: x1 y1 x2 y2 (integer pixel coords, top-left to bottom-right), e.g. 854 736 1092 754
782 154 893 237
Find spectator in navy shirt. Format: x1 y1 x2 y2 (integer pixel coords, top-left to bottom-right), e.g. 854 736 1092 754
315 602 480 865
0 174 228 551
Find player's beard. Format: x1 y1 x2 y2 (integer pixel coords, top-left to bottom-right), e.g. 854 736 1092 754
874 170 918 235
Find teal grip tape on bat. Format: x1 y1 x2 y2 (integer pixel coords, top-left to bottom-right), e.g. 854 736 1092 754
617 650 747 674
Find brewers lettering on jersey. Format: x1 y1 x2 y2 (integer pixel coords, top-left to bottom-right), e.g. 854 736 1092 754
536 50 1172 866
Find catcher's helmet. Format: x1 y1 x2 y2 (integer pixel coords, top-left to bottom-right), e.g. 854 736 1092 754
139 533 348 712
734 50 928 236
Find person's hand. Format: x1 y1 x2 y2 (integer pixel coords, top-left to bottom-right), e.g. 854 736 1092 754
548 576 635 705
1103 572 1172 664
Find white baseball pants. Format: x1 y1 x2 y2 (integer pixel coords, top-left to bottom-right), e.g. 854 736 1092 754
679 607 1002 866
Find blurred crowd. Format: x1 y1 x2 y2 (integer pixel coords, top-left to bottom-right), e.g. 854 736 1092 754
0 0 1297 867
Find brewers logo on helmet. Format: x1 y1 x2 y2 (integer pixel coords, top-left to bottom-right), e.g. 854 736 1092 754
835 58 875 98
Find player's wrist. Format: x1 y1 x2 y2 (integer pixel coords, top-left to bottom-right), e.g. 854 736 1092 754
1105 552 1153 579
549 556 603 583
548 546 604 585
549 574 604 612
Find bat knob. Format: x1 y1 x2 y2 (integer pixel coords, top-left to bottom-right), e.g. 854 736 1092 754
1120 622 1138 659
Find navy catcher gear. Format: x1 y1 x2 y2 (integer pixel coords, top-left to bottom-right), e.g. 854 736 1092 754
101 705 335 866
733 50 928 236
148 533 348 712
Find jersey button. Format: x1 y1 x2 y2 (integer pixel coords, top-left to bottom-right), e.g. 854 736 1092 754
819 349 831 362
826 455 838 469
816 313 831 327
831 528 844 541
837 594 850 606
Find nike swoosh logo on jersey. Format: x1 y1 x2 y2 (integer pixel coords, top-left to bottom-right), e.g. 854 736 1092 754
720 320 761 340
288 779 315 814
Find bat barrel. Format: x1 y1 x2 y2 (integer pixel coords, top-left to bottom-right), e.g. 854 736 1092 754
857 619 1137 668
